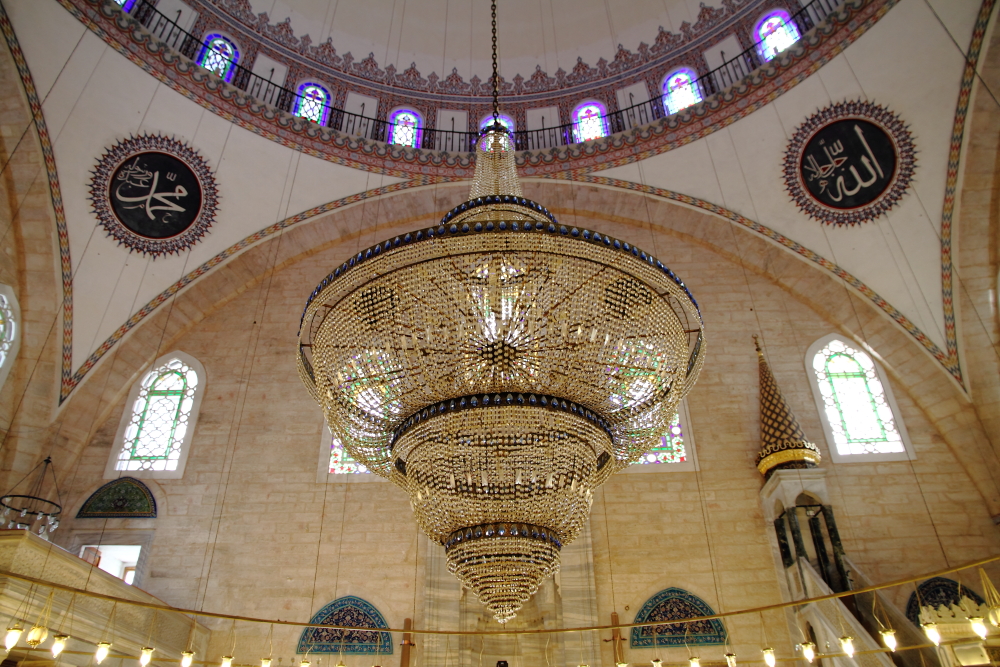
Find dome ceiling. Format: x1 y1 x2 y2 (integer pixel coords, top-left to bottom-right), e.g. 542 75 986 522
250 0 716 87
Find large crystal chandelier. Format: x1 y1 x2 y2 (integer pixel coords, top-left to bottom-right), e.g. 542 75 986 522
296 2 706 624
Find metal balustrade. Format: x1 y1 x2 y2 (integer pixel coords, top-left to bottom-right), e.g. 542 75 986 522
121 0 841 152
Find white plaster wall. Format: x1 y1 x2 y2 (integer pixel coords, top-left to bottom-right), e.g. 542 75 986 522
4 0 403 373
601 0 985 353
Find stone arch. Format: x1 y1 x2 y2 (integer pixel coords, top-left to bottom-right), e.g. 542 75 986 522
75 477 157 518
297 596 392 654
630 587 727 647
50 181 1000 519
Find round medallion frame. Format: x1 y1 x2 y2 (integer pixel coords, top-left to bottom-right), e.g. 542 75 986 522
782 101 915 226
90 135 219 257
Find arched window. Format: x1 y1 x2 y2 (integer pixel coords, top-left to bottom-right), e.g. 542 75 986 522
806 335 912 461
0 285 19 392
388 109 423 148
113 0 137 11
298 597 393 654
572 102 608 142
318 424 378 482
906 578 985 626
295 82 331 126
662 69 703 116
480 114 515 134
630 588 727 647
756 10 800 62
629 399 697 471
106 352 205 479
197 35 239 82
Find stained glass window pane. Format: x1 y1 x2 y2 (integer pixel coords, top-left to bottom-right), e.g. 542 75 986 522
199 37 237 81
389 111 421 148
663 71 703 116
329 434 369 475
113 0 137 10
573 104 607 142
296 84 329 125
117 358 199 471
637 412 687 464
811 339 904 456
0 295 13 369
758 13 800 62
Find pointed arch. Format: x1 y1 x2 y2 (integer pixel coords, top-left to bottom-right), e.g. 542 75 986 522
905 578 984 626
77 477 157 518
297 596 392 654
630 588 727 647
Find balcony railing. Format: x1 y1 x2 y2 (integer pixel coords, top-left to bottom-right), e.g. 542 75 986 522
121 0 841 152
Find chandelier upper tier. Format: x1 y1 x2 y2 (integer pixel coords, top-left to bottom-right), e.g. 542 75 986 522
296 2 705 625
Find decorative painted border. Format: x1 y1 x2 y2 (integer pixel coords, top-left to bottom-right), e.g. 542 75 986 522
938 0 997 397
297 596 392 655
781 100 916 226
90 134 220 257
0 1 74 405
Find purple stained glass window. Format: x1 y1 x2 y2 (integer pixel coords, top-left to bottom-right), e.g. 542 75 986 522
637 412 687 464
757 11 800 62
572 103 608 142
663 69 703 116
197 35 239 82
389 109 422 148
295 83 331 126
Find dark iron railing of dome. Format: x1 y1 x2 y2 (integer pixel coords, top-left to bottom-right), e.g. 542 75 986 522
123 0 840 152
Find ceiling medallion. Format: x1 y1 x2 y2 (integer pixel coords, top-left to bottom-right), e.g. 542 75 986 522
297 124 706 623
90 135 219 257
783 101 916 226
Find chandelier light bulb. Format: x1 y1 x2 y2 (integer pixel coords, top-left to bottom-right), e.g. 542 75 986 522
839 636 854 658
4 625 22 651
52 634 69 657
725 653 737 667
762 648 776 667
970 616 988 639
616 662 627 667
141 647 155 666
879 630 896 652
923 623 941 646
652 659 663 667
689 657 700 667
181 651 195 667
262 659 272 667
300 659 311 667
799 642 816 663
25 625 47 647
221 656 233 667
96 641 113 664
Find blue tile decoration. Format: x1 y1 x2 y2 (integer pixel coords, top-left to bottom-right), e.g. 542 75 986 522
630 588 727 648
76 477 156 519
905 577 985 627
297 596 393 654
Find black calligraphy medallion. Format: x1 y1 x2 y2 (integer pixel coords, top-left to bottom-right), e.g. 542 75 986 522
783 101 915 226
91 136 219 257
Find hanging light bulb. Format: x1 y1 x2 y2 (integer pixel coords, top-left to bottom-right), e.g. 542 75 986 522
96 641 113 664
879 630 896 652
923 623 941 646
262 659 272 667
5 625 23 651
220 656 234 667
140 647 155 666
689 657 700 667
181 651 195 667
725 653 737 667
799 642 816 663
839 636 854 658
52 634 69 657
616 662 627 667
300 659 311 667
762 648 776 667
652 660 663 667
336 660 345 667
25 625 47 647
970 616 988 639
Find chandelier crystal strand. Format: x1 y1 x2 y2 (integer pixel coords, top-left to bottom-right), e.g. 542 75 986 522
297 9 704 625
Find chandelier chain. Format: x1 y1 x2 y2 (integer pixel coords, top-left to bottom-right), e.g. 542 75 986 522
491 0 499 122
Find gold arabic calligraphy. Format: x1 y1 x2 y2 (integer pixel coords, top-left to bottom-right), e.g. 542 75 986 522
803 124 886 203
114 157 189 222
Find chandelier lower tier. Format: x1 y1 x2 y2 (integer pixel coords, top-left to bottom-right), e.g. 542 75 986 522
297 124 706 623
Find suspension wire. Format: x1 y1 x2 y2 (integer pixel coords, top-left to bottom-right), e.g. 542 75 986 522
0 554 996 636
490 0 499 123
